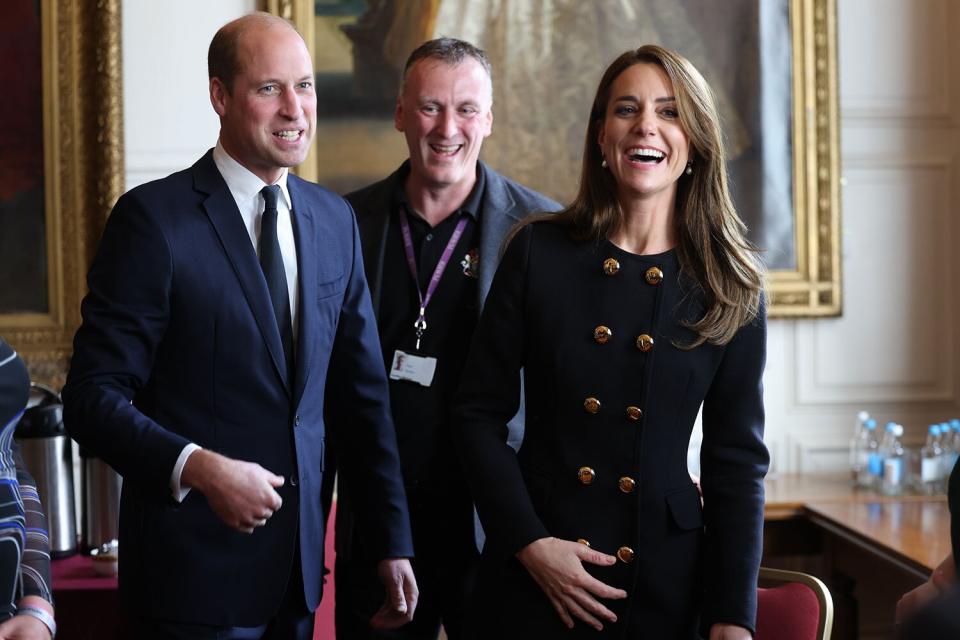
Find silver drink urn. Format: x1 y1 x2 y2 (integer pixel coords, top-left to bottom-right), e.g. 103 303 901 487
80 447 122 552
15 384 77 557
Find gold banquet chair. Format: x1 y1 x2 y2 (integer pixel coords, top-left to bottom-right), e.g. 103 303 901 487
755 567 834 640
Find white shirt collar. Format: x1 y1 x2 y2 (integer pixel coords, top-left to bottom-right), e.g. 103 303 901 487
212 141 292 209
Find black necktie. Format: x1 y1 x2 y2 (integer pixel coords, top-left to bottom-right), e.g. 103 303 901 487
259 185 294 382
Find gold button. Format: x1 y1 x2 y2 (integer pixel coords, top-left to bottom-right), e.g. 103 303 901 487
617 546 635 563
603 258 620 276
577 538 591 548
578 467 596 485
645 266 664 285
583 397 601 414
635 334 654 352
618 477 636 494
625 406 642 421
593 325 612 344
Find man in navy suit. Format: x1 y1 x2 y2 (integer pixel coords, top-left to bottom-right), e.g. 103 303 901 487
63 13 416 639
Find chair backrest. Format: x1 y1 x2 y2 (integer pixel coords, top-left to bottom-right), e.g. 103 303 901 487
755 567 834 640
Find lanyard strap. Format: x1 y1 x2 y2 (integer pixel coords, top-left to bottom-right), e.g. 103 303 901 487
398 209 469 348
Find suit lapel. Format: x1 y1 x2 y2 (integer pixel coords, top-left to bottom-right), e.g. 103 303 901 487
193 152 291 393
288 177 315 406
477 162 523 303
354 170 401 320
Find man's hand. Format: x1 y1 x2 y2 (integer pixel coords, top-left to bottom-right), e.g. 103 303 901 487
896 580 940 624
517 537 627 631
370 558 418 629
708 623 752 640
896 553 956 623
181 449 283 533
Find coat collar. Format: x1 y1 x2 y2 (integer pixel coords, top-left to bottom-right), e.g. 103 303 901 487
352 159 524 316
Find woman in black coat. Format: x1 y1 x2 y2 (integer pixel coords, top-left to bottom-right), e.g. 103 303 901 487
454 45 768 639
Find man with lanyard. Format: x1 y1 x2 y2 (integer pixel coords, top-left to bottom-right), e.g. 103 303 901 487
328 38 561 639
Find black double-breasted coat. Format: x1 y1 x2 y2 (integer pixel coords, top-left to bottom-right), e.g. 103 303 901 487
454 221 769 638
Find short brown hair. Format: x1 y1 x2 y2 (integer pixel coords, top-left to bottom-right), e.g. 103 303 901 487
400 37 492 95
208 12 300 93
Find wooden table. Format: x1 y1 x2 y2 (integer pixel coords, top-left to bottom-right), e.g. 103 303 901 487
763 473 951 640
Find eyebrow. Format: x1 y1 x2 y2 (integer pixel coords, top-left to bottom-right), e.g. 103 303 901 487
613 95 677 103
257 75 314 85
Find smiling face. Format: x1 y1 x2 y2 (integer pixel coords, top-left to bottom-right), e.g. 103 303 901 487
395 57 493 193
210 23 316 184
597 62 690 211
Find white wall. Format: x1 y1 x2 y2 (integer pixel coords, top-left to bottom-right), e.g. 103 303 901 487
764 0 960 473
122 0 960 474
123 0 255 188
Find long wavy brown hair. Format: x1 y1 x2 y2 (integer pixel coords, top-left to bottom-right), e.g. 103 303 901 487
516 44 764 347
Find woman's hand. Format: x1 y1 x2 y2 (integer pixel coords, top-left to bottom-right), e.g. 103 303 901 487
0 615 50 640
708 622 752 639
516 537 627 631
0 597 55 640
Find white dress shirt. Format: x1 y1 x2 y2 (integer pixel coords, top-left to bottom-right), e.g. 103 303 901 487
169 142 301 501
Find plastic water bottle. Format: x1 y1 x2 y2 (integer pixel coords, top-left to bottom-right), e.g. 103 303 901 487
858 419 881 489
920 424 944 494
849 411 871 483
881 422 905 496
941 421 959 477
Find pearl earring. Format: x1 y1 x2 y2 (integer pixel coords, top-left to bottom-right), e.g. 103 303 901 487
684 162 693 175
601 157 608 168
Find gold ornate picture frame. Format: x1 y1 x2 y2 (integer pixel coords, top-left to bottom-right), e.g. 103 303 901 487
1 0 124 386
271 0 841 318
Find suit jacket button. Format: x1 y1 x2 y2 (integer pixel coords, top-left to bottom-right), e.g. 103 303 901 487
625 406 642 421
617 546 635 563
618 477 636 494
577 538 591 548
294 415 301 428
635 334 654 352
645 266 664 285
583 397 601 414
578 467 596 485
602 258 620 276
593 325 612 344
290 476 297 487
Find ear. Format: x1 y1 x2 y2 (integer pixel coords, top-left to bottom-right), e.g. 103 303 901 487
393 97 405 133
482 107 493 139
210 78 228 117
597 125 607 148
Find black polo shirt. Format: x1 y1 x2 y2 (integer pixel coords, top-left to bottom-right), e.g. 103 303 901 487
378 168 484 497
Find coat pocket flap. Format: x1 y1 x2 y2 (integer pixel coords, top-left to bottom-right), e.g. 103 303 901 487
665 485 704 531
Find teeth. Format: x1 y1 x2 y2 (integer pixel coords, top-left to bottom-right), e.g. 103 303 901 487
431 144 460 154
627 147 664 160
275 130 300 140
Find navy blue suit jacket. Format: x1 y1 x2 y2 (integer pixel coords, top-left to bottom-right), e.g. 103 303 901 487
63 150 413 626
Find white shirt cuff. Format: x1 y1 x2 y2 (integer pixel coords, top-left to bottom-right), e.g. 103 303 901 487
170 443 202 502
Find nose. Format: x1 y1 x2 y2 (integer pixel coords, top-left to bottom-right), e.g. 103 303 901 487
436 109 458 138
279 87 303 119
634 108 656 136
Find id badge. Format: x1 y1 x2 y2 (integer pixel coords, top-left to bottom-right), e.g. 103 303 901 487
389 350 437 387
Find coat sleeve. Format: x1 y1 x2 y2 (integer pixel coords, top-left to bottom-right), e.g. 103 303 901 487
699 300 770 633
324 208 413 560
62 192 190 503
453 225 550 555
